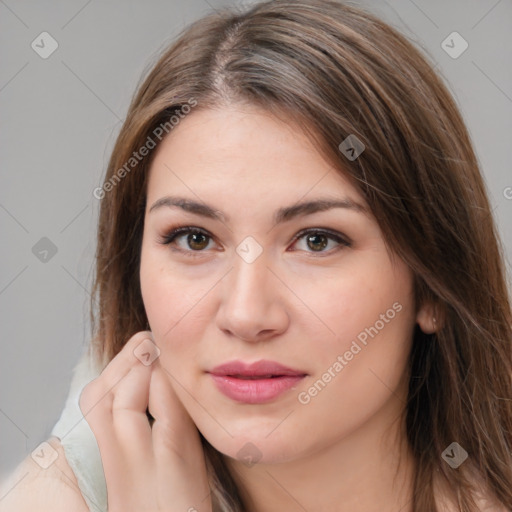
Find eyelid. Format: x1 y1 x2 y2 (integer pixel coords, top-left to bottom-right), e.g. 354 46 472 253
158 225 352 257
291 227 352 249
158 226 216 257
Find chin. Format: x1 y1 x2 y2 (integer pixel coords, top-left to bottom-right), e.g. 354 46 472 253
199 424 306 466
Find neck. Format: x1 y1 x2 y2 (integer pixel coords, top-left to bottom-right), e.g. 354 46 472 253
224 398 415 512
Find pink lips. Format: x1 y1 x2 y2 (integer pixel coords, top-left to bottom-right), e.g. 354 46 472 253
208 360 307 404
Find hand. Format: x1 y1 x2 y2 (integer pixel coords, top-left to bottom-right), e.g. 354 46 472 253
79 331 212 512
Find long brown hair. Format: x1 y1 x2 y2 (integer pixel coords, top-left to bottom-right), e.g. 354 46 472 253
89 1 512 510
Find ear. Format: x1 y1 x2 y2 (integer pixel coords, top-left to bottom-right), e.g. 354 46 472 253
416 302 439 334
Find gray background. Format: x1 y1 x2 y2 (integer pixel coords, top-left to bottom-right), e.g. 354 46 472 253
1 0 511 482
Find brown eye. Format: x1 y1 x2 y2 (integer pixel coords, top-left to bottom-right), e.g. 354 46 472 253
305 233 329 252
291 228 352 255
186 232 209 250
159 226 214 256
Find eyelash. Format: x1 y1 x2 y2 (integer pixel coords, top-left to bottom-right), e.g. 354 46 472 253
158 225 352 258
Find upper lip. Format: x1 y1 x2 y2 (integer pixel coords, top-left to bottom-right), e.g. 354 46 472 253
208 360 307 377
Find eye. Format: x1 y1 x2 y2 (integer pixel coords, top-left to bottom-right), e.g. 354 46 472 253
158 225 351 258
290 228 352 255
158 226 215 257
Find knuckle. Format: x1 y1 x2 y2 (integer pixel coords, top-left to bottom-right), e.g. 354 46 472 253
79 378 109 415
78 381 95 413
124 330 154 353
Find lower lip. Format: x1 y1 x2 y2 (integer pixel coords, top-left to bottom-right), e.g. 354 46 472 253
209 374 305 404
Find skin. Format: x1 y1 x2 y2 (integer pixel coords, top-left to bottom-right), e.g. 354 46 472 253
136 104 435 512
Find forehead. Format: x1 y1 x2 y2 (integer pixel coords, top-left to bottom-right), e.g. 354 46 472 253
146 105 365 207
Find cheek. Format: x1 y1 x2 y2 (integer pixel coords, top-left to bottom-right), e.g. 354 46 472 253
291 257 414 354
140 248 183 346
139 250 216 365
295 261 415 416
294 265 415 422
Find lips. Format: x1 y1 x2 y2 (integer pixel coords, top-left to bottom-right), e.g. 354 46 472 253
210 360 306 377
208 360 307 403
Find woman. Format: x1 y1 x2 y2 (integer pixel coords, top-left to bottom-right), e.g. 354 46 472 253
2 0 511 510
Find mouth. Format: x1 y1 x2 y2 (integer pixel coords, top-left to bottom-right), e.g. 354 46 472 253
207 360 308 404
222 374 290 380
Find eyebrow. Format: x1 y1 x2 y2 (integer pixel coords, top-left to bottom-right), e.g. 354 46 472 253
148 195 367 224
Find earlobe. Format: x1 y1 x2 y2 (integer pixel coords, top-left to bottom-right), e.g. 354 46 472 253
416 302 439 334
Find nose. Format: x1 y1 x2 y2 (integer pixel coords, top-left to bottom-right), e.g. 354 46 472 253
215 251 289 343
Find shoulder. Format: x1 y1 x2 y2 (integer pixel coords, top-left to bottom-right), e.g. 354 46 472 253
0 436 89 512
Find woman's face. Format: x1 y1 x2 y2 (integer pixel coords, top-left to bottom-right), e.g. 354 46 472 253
140 104 422 464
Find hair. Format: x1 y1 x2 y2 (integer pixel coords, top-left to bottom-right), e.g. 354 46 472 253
88 1 512 510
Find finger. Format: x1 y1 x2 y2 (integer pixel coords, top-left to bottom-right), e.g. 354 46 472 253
149 360 210 505
79 330 154 437
79 380 132 496
98 331 155 387
149 360 202 464
78 331 157 499
112 363 153 467
107 332 157 468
